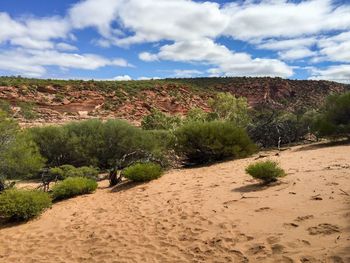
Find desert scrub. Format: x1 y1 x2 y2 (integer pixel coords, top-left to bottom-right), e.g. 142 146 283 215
49 165 98 180
175 121 256 164
245 160 286 183
123 162 163 182
51 177 98 201
0 189 52 221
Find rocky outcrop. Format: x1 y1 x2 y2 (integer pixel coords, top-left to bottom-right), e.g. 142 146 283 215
0 77 347 126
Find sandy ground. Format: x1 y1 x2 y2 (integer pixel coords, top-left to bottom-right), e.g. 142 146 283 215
0 142 349 263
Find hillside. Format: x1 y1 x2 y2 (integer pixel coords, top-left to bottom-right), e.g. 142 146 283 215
1 142 349 262
0 76 348 126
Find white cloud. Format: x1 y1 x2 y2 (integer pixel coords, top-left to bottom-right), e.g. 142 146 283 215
1 0 350 78
278 48 317 61
113 75 132 81
257 37 317 51
0 48 132 77
69 0 123 38
138 76 161 80
172 69 203 78
310 64 350 83
140 38 293 77
0 13 70 49
223 0 350 41
317 32 350 63
56 42 78 51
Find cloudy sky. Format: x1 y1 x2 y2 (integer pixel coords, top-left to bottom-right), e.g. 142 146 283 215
0 0 349 82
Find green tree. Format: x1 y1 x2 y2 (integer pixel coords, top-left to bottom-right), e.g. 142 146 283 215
0 111 44 181
175 120 256 164
208 93 251 127
141 108 182 130
312 92 350 139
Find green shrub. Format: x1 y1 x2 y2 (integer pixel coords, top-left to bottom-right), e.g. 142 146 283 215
0 189 52 221
48 167 64 180
312 92 350 138
0 112 45 180
18 102 37 120
208 93 251 127
123 162 163 182
175 121 256 164
49 165 98 180
248 109 308 148
66 166 99 180
0 100 12 115
51 177 98 201
141 108 182 130
30 119 171 169
245 160 286 183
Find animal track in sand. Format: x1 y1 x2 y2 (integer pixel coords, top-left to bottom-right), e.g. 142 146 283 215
307 223 340 235
255 207 271 212
295 215 314 222
283 223 299 228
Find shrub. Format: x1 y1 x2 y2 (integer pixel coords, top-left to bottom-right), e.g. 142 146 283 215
208 93 251 127
30 119 171 169
0 112 45 180
247 108 309 148
18 102 37 120
312 92 350 139
0 189 52 221
175 121 256 164
0 100 12 115
66 166 99 180
123 163 163 182
51 177 98 201
245 160 286 183
141 108 182 130
49 165 98 180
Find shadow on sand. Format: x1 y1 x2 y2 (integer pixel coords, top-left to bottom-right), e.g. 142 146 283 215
0 218 29 230
232 181 282 193
110 180 144 193
294 139 349 152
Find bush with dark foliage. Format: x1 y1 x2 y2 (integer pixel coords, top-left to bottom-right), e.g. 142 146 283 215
175 121 256 164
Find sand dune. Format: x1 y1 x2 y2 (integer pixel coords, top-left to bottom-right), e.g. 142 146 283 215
0 142 349 263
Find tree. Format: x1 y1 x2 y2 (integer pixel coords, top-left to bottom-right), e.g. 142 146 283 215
312 92 350 139
175 120 256 164
141 108 182 130
0 111 44 183
208 92 251 127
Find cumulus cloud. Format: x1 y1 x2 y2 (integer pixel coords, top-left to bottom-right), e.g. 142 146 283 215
0 0 350 79
310 65 350 83
113 75 132 81
0 13 70 49
172 69 203 78
278 48 317 61
140 39 293 77
0 48 131 77
317 32 350 63
223 0 350 41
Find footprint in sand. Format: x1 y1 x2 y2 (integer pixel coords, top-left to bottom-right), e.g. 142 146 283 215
300 256 318 262
246 244 268 256
255 207 271 212
294 215 314 222
307 223 340 235
283 223 299 229
271 243 285 254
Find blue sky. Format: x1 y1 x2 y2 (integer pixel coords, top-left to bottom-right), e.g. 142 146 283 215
0 0 349 82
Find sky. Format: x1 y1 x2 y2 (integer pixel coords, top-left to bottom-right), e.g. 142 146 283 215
0 0 349 82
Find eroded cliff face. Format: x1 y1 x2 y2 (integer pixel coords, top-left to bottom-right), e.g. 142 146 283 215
0 77 347 126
